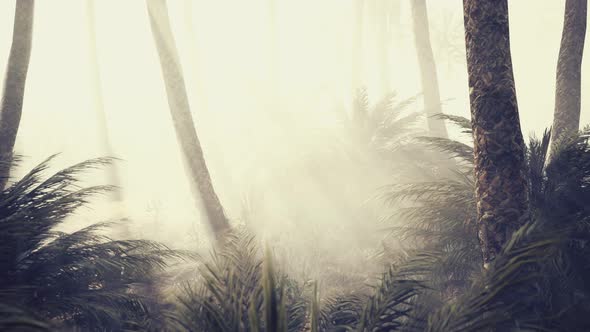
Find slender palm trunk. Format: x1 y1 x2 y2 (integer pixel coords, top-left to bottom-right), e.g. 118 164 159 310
86 0 123 203
183 0 209 115
463 0 530 267
0 0 35 190
549 0 587 158
411 0 448 138
146 0 230 239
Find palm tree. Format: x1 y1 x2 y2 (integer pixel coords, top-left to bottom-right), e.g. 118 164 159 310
410 0 448 138
549 0 587 160
0 156 181 330
463 0 530 267
146 0 230 240
0 0 35 190
175 231 307 332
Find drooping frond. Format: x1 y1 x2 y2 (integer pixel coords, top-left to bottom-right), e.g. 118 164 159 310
414 136 474 164
426 220 563 332
0 157 186 330
432 114 471 134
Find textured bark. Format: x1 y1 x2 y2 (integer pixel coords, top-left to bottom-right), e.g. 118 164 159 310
463 0 530 267
549 0 587 159
0 0 35 190
411 0 448 138
86 0 123 203
147 0 230 239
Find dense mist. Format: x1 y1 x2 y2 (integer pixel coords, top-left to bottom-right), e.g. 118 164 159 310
0 0 582 247
2 1 590 331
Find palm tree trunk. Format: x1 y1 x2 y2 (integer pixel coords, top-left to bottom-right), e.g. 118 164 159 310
411 0 448 138
183 0 209 116
549 0 587 159
146 0 230 240
0 0 35 190
463 0 530 267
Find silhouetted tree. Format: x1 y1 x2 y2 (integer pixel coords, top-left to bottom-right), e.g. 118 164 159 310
463 0 530 267
411 0 448 138
0 0 34 190
146 0 230 240
549 0 587 159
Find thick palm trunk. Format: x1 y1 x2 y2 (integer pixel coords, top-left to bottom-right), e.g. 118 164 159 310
549 0 587 158
146 0 230 239
0 0 35 190
411 0 448 138
86 0 123 203
463 0 530 267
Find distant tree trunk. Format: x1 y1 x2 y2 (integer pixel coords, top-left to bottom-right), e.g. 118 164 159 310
463 0 530 267
146 0 230 240
0 0 35 190
86 0 123 203
183 0 209 115
549 0 587 159
352 0 364 94
411 0 448 138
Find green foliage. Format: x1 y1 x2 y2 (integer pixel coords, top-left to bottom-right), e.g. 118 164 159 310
4 112 590 330
0 304 51 331
174 231 307 332
348 87 422 153
0 156 184 331
378 117 590 331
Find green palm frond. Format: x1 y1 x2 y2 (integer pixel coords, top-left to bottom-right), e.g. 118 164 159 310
426 220 563 332
0 303 52 331
0 157 186 331
175 230 307 332
432 114 471 134
414 136 473 164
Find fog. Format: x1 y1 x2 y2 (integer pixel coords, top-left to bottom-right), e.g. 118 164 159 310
0 0 586 273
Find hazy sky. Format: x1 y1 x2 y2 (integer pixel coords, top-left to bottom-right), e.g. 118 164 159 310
0 0 586 246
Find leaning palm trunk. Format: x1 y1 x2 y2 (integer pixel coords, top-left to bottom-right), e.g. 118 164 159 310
549 0 587 160
411 0 448 138
0 0 35 190
146 0 230 239
463 0 530 267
